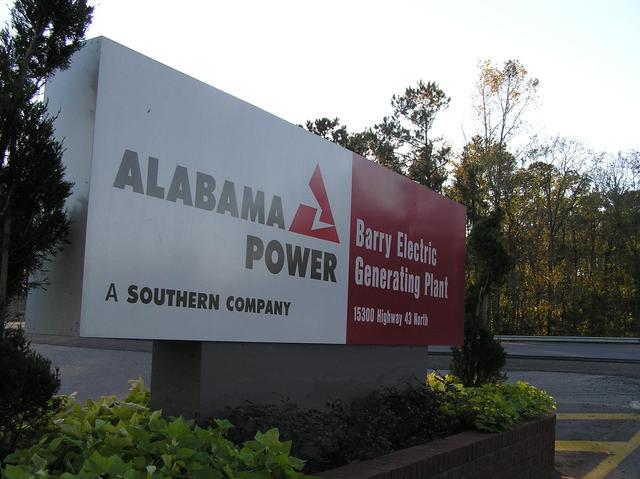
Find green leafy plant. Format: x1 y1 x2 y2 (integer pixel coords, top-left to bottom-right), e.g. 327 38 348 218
1 378 311 478
226 377 555 472
224 383 449 473
0 328 61 460
427 372 556 433
323 383 448 467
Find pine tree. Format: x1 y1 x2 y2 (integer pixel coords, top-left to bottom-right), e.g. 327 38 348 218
0 0 93 329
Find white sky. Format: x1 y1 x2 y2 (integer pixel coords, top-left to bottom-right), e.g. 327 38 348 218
4 0 640 154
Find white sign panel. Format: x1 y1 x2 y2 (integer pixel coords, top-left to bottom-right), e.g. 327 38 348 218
78 38 352 342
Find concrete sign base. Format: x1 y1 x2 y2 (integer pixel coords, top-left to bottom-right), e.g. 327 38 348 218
150 341 431 418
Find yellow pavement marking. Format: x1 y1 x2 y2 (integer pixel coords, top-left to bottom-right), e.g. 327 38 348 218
555 413 640 479
555 440 625 454
557 413 640 421
582 429 640 479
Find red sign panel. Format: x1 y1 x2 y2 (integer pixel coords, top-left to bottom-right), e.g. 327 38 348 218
346 154 466 345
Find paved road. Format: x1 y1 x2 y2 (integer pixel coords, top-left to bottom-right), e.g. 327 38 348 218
528 371 640 479
28 335 640 478
27 334 640 399
31 343 152 400
29 334 640 360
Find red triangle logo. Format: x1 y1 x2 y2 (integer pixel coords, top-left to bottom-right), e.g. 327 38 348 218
289 164 340 243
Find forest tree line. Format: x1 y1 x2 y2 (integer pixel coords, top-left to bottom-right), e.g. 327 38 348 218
304 60 639 337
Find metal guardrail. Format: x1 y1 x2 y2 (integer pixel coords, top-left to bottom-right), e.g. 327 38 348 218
496 335 640 344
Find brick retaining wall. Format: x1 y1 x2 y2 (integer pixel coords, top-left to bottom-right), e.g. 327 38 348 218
318 413 556 479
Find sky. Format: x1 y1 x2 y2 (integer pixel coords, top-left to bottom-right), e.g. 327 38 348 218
3 0 640 154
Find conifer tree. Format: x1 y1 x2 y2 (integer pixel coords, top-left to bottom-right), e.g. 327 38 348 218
0 0 93 329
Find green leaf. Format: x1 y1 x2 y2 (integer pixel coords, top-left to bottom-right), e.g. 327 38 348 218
193 466 224 479
48 436 63 451
29 453 47 471
3 465 32 479
123 469 145 479
255 428 280 448
106 455 128 475
60 421 83 439
94 418 107 430
166 418 189 439
83 450 110 474
176 448 196 460
213 419 233 433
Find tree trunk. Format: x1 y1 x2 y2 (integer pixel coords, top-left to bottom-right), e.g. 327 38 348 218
494 284 502 333
546 236 554 336
481 293 490 328
0 215 12 332
636 292 639 339
475 276 490 329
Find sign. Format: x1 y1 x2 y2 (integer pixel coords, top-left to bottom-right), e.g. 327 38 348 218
30 37 465 345
348 156 465 345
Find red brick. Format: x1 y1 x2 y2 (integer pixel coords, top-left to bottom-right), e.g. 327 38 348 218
318 413 556 479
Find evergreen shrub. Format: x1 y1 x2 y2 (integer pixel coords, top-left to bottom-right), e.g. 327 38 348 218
0 328 61 460
450 322 507 386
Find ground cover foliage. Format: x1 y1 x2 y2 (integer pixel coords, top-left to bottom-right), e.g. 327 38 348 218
0 379 310 479
222 375 555 473
426 373 556 433
223 383 448 473
0 376 555 477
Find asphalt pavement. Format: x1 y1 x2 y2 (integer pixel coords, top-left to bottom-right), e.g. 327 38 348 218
31 342 152 400
26 333 640 400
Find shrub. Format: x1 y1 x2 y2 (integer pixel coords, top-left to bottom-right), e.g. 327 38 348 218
226 377 554 472
427 372 556 432
224 383 449 473
1 379 311 478
0 328 61 460
323 383 449 467
224 402 331 473
450 323 506 386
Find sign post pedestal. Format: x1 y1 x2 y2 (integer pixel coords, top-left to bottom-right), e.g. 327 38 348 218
150 340 203 418
151 341 434 418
